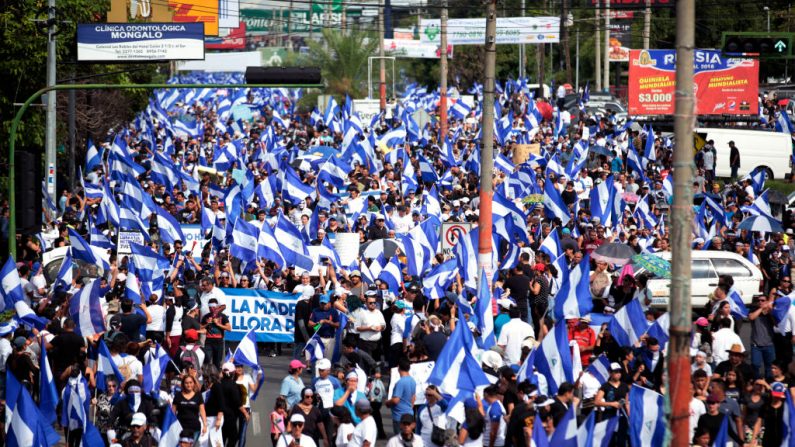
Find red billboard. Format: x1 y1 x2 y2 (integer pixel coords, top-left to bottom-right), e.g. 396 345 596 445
628 49 759 116
205 22 246 50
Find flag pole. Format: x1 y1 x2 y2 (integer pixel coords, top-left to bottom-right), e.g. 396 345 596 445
478 0 497 276
668 0 695 446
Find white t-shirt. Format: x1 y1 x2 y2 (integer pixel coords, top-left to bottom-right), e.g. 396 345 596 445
112 353 143 382
146 304 166 332
385 435 424 447
0 338 12 372
392 214 413 235
497 319 535 365
293 284 315 302
168 305 183 336
275 434 317 447
200 287 227 318
390 313 408 346
312 376 338 409
689 398 706 441
418 403 447 447
711 328 744 365
358 310 386 342
336 423 355 447
580 372 602 400
349 416 378 447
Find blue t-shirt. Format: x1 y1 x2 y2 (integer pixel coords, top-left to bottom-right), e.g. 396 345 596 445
333 388 367 424
391 375 417 421
279 375 304 408
310 308 339 338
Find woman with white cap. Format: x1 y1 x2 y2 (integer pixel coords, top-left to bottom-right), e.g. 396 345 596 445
275 414 317 447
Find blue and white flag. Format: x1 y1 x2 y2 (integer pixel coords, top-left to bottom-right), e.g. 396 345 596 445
129 243 169 301
589 175 616 227
646 312 670 349
543 176 570 225
39 338 58 425
745 166 768 196
7 371 59 447
69 279 105 337
609 298 650 347
539 229 562 260
377 255 402 292
474 269 496 350
159 405 184 447
549 405 577 447
712 414 729 447
421 259 459 300
274 214 314 272
449 99 472 120
530 414 549 447
577 412 618 447
85 139 102 172
95 338 123 393
773 295 794 325
777 111 795 133
553 252 592 320
304 333 325 363
629 385 666 447
586 354 612 385
723 288 749 319
230 218 259 263
782 391 795 447
428 308 491 395
232 328 266 400
282 164 314 205
68 228 110 272
53 248 74 295
142 344 170 397
153 205 185 244
533 320 574 394
257 221 286 269
1 258 47 329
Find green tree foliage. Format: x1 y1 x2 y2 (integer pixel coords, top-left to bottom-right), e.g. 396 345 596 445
304 29 380 99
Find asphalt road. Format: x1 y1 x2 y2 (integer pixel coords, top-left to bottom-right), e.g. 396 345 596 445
243 348 397 447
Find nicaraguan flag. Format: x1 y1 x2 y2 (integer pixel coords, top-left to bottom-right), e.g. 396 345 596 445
629 385 666 447
230 218 259 263
95 338 123 392
69 279 106 338
533 320 574 394
38 338 58 425
553 252 593 320
543 174 571 225
427 307 491 395
609 298 650 347
304 333 325 363
154 205 185 244
577 412 618 447
474 269 496 350
159 405 184 447
1 258 47 329
421 259 458 300
449 99 472 120
68 228 110 272
377 255 402 291
590 175 616 227
549 405 577 446
776 111 795 133
586 354 612 385
142 344 170 397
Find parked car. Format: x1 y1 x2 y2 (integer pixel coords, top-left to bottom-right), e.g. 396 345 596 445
42 246 108 286
636 251 763 310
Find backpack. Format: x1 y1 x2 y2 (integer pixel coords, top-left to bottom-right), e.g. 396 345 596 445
179 344 201 369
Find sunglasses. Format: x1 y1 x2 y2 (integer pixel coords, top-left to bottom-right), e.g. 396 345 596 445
367 302 377 305
293 422 304 427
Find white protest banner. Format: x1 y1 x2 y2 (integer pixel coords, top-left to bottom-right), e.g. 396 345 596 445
420 17 560 45
117 231 146 255
222 288 300 342
334 232 360 266
181 224 209 260
387 361 436 405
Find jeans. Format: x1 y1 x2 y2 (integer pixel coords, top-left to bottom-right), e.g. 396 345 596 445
731 166 739 179
204 340 224 367
751 345 776 379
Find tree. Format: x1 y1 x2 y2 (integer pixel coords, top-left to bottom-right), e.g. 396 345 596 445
303 29 380 100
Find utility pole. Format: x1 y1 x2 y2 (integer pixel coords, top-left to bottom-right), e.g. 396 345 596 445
45 0 58 200
643 0 651 49
575 28 580 91
603 0 610 93
561 0 572 83
595 0 601 91
378 2 386 112
519 0 525 80
287 0 293 47
440 0 448 140
479 0 497 273
68 72 76 190
669 1 695 446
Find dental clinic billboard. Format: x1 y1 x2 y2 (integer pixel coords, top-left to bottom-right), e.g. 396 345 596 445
77 23 205 62
628 49 759 116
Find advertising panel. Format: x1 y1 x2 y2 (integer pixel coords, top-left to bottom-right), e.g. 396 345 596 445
628 49 759 116
384 38 453 59
419 17 560 45
77 23 205 62
608 11 633 62
168 0 220 36
205 22 246 49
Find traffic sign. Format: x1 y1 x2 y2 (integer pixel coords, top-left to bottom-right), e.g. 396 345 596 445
721 32 793 59
441 222 471 253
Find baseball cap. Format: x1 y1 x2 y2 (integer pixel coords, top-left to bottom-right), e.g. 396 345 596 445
395 300 408 309
610 362 622 372
355 399 371 411
131 413 147 426
183 329 199 342
400 414 415 424
695 317 709 327
350 270 362 278
289 359 306 370
290 414 305 424
13 336 26 349
706 393 721 404
319 294 330 304
346 371 359 381
316 358 331 370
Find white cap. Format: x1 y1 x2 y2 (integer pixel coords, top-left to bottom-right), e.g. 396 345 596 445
497 298 516 309
610 362 622 371
290 413 305 423
131 412 147 426
316 358 331 370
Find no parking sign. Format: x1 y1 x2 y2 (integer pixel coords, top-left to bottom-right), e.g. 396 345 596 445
441 222 471 254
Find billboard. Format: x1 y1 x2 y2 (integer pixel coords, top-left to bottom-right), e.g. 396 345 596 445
384 39 453 59
628 49 759 116
205 22 246 49
168 0 219 36
107 0 219 36
77 23 205 61
419 17 560 45
608 11 633 62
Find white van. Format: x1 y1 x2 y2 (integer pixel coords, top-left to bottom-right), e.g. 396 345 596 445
696 127 792 179
636 251 763 309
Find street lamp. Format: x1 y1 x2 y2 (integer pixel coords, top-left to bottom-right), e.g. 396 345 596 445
764 6 771 32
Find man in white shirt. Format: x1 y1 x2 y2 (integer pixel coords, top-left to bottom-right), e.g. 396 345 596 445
145 294 166 344
349 399 377 447
711 318 744 365
292 273 315 302
199 277 227 318
497 307 535 365
275 414 317 447
391 206 413 235
356 292 386 358
385 414 423 447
